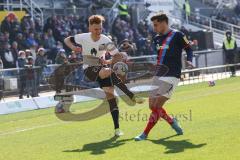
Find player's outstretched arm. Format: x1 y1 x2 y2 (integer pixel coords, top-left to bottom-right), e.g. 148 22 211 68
180 32 194 69
64 36 82 52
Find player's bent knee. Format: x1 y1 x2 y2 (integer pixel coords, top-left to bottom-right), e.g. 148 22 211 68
148 96 167 109
103 87 115 100
105 93 115 100
148 97 155 109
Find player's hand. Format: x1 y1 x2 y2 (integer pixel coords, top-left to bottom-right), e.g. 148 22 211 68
73 47 82 53
186 61 194 69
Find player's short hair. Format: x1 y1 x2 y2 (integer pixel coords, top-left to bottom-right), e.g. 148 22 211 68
88 15 105 25
150 13 168 24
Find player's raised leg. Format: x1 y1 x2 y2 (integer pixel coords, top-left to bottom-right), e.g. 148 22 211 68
99 67 144 104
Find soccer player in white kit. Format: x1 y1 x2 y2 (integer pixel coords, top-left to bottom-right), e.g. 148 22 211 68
64 15 143 136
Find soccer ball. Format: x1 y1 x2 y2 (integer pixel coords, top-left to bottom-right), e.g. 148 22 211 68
113 62 128 76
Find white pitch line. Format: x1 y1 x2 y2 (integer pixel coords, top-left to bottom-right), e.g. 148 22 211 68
0 122 70 137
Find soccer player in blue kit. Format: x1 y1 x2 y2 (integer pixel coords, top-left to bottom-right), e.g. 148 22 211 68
135 13 194 141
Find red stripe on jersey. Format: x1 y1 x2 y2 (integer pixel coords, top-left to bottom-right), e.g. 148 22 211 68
157 31 173 65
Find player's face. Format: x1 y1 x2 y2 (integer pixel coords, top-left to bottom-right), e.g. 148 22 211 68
89 23 103 39
152 20 167 34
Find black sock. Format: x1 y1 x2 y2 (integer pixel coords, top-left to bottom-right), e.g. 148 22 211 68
111 72 134 99
108 98 119 129
111 110 119 129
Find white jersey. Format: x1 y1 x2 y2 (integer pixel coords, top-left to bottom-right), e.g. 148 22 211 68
74 33 114 58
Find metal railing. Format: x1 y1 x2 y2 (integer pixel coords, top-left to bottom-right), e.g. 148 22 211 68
180 63 240 86
42 8 88 19
199 0 237 9
0 1 23 10
106 0 120 28
129 49 225 68
23 0 43 26
188 12 240 39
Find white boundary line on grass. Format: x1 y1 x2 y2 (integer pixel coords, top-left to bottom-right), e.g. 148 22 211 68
0 122 69 137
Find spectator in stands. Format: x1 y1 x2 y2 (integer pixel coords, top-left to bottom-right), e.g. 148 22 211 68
3 32 10 44
25 49 37 62
118 1 129 22
223 31 237 77
46 29 56 49
119 39 136 57
25 49 33 58
136 36 146 55
35 33 44 47
11 41 19 60
55 49 68 64
25 32 38 49
35 48 47 96
1 14 14 33
47 41 63 64
68 51 78 63
9 16 21 42
25 56 37 98
43 17 55 33
142 39 154 55
137 20 149 38
34 17 43 33
21 15 31 32
0 42 17 70
16 33 27 50
25 56 37 97
112 17 126 42
183 0 191 17
43 29 57 59
65 51 82 89
17 51 27 99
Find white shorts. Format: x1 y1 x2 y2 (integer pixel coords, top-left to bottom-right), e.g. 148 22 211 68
151 76 180 99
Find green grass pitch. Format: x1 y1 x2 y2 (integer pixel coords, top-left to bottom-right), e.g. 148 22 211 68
0 77 240 160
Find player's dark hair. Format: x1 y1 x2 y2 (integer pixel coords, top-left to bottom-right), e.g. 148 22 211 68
88 15 105 25
151 13 168 24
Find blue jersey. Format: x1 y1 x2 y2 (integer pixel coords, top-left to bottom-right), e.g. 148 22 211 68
153 29 193 78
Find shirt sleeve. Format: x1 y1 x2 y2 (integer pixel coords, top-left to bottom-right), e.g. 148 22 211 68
179 32 193 62
74 34 84 45
179 32 191 49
